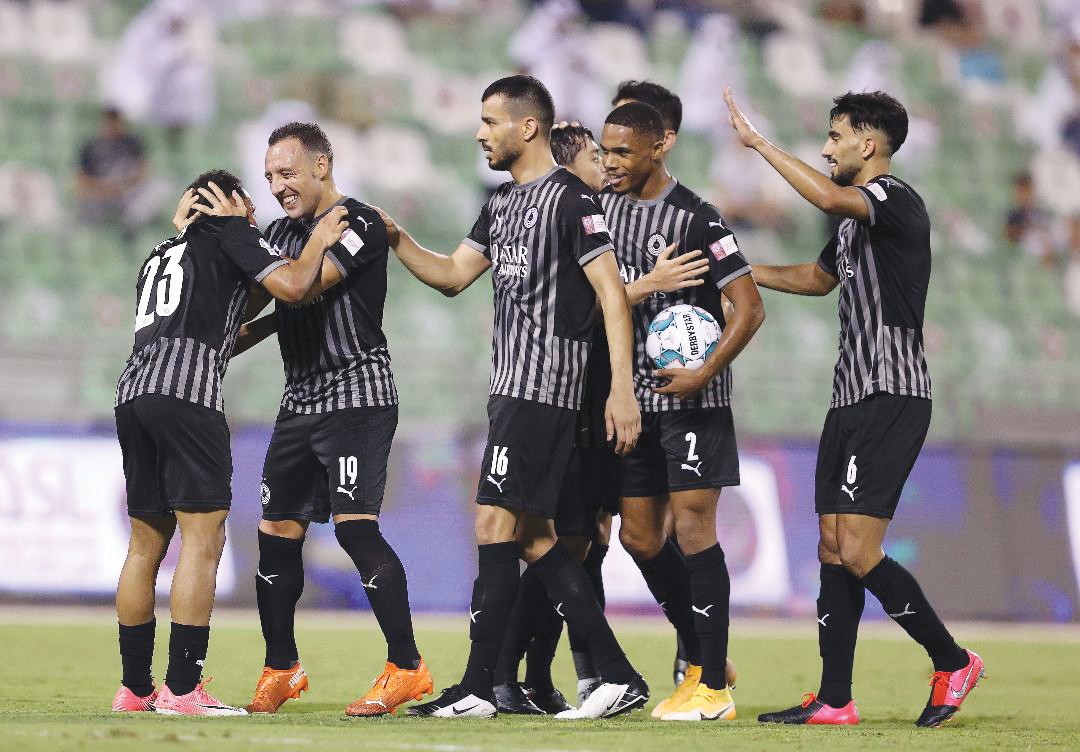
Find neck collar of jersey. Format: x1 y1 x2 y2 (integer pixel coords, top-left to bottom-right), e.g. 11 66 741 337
512 165 562 192
625 177 677 207
307 195 349 226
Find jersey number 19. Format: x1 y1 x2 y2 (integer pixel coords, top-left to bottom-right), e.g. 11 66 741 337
135 243 186 332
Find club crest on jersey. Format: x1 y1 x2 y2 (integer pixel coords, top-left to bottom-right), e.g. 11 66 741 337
581 214 608 235
646 233 666 257
523 206 539 229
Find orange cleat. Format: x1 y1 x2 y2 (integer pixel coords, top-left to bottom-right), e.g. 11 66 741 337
345 659 434 717
244 662 309 714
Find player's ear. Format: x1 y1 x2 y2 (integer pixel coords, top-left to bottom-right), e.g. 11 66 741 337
314 154 330 180
661 129 676 154
521 115 540 142
651 137 665 160
862 136 877 160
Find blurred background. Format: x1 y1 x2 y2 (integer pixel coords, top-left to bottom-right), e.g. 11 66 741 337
0 0 1078 623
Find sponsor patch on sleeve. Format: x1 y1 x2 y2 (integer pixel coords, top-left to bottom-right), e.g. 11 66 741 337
709 234 740 261
581 214 609 235
866 182 887 202
339 227 364 256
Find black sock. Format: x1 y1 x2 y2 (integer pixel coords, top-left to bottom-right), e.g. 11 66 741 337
524 596 563 691
685 544 730 689
165 623 209 696
461 542 521 696
256 531 305 670
531 542 634 684
635 539 701 665
582 542 608 611
119 619 156 696
816 563 864 707
494 568 544 686
335 519 420 669
861 556 968 672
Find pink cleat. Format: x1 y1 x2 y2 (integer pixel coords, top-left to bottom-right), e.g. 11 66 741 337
916 649 986 727
112 683 158 712
154 677 247 716
758 693 860 725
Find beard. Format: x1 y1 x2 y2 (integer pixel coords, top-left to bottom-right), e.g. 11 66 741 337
487 144 521 172
830 163 859 187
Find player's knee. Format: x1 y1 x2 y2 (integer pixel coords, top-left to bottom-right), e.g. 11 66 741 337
619 522 663 560
474 504 517 545
836 539 873 577
672 510 712 553
818 536 841 565
259 518 306 539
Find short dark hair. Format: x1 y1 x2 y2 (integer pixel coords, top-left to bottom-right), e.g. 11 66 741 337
185 169 245 222
605 101 664 142
268 121 334 167
612 80 682 134
550 124 596 166
830 91 908 156
481 75 555 132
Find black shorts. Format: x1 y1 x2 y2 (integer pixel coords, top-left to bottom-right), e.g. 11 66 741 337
115 394 232 517
476 395 577 520
261 405 397 523
618 407 740 498
815 393 931 520
554 445 618 539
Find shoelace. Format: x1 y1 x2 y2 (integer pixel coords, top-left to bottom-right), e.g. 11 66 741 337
370 669 393 690
800 692 818 708
927 671 950 703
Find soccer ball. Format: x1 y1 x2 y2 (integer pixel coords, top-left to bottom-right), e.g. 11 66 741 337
645 304 721 371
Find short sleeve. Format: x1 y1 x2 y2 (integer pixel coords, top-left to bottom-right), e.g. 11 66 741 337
817 235 839 278
690 209 751 291
559 189 614 267
324 204 389 279
463 202 492 259
210 217 287 283
854 175 919 230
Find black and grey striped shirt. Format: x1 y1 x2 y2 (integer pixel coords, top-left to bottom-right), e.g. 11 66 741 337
816 174 932 408
601 180 751 412
264 197 398 414
115 217 286 411
464 167 614 410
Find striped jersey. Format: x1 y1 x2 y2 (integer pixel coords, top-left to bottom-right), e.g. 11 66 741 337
816 174 932 407
115 217 286 411
600 180 751 412
464 166 614 410
264 197 398 414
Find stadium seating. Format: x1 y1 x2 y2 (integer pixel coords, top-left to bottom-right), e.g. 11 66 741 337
0 1 1076 444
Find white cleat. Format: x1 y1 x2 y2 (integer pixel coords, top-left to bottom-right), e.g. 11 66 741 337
554 675 649 719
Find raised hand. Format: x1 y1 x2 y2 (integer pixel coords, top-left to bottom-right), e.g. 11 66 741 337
190 181 249 219
722 86 766 149
172 189 200 231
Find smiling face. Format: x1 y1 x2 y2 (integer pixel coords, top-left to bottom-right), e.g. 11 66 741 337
566 138 607 192
476 95 526 172
821 114 870 187
264 137 328 220
600 123 663 195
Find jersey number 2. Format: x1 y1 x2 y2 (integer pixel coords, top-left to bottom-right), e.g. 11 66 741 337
135 243 186 332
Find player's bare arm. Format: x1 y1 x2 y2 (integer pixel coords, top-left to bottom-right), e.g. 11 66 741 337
584 252 641 455
233 311 278 357
654 274 765 400
624 242 709 305
262 206 348 304
752 261 839 296
376 207 491 297
723 87 869 220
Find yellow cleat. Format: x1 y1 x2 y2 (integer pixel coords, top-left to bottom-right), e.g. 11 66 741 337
651 664 701 719
660 683 736 721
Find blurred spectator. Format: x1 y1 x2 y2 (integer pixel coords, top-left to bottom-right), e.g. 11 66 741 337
101 0 216 144
920 0 1004 87
1004 172 1056 268
74 108 165 237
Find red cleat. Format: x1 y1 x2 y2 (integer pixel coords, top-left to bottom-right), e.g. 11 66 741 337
758 692 860 725
916 649 986 727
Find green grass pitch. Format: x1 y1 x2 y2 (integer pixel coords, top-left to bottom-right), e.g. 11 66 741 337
3 611 1078 751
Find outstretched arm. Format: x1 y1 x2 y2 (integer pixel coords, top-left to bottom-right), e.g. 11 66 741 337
654 273 765 400
376 208 490 296
723 87 869 220
752 261 838 296
584 252 641 456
